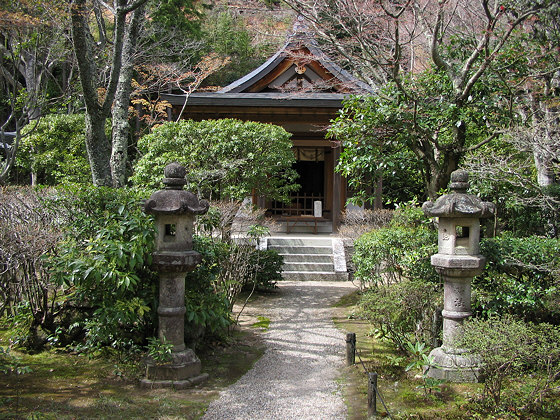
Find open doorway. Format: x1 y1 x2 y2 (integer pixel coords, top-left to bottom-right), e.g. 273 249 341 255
269 148 325 216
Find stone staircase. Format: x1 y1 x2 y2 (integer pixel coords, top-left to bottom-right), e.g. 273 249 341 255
269 219 333 234
264 236 348 281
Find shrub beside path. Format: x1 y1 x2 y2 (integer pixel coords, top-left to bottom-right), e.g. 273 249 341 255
202 281 357 420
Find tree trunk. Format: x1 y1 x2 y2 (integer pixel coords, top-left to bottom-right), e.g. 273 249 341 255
71 0 147 187
85 112 112 186
534 147 556 188
421 147 460 199
110 4 145 187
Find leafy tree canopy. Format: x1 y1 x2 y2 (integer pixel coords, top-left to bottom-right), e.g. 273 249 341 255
132 119 298 201
201 10 270 87
15 114 104 185
329 66 512 203
147 0 202 36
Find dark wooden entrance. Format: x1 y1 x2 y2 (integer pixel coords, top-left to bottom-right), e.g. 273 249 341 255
270 147 326 216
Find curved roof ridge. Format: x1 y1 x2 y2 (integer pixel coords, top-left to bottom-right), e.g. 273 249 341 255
219 17 372 94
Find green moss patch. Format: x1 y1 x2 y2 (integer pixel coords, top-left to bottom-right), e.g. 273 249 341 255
332 293 478 419
250 316 271 330
0 329 265 420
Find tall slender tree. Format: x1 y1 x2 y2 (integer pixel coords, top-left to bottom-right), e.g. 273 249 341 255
70 0 206 187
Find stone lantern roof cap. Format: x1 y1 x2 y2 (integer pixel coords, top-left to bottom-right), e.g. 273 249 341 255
422 170 495 218
143 163 209 215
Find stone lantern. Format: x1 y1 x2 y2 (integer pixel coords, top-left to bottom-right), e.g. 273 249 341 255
141 162 209 389
422 170 495 382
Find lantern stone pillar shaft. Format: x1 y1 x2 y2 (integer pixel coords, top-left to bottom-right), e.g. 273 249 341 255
140 163 209 389
422 170 495 382
158 271 187 352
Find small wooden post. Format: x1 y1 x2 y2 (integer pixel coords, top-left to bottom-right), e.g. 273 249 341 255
346 332 356 366
368 372 377 418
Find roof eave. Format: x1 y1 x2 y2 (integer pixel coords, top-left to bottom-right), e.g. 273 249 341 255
162 92 356 108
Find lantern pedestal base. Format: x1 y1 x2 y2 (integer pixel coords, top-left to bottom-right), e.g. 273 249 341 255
140 374 208 389
424 347 481 383
141 349 207 389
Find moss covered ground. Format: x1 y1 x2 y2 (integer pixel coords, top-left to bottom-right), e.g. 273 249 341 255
0 328 265 420
332 291 481 419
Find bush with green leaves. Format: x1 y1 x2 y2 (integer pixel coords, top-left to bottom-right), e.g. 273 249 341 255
328 94 425 207
146 337 173 365
184 235 240 344
184 235 232 345
184 233 283 345
353 204 440 350
16 114 96 185
44 185 158 355
352 206 438 288
132 119 298 202
1 184 282 356
244 249 283 292
359 280 442 352
460 315 560 417
474 234 560 323
0 185 159 354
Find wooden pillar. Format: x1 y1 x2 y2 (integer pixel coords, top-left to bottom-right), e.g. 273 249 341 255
324 148 333 215
332 147 342 232
167 84 173 121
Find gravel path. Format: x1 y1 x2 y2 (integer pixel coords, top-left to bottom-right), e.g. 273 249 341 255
203 281 356 420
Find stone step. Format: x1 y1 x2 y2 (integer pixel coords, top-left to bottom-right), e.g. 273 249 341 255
285 225 333 234
265 236 348 282
267 237 333 247
281 254 333 263
269 245 333 255
282 271 349 281
283 262 335 272
269 222 333 235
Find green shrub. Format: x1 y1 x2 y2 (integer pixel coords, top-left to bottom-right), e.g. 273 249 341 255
132 119 298 202
352 204 441 350
474 234 560 322
43 185 158 354
460 315 560 417
390 200 429 228
0 185 160 354
244 249 282 291
184 236 234 344
359 280 442 351
47 185 156 297
2 185 282 355
184 235 283 345
16 114 96 185
353 224 438 287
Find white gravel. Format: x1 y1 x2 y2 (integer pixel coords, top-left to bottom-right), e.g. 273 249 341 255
202 281 357 420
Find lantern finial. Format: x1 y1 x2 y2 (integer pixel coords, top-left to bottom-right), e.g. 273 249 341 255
163 162 186 189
